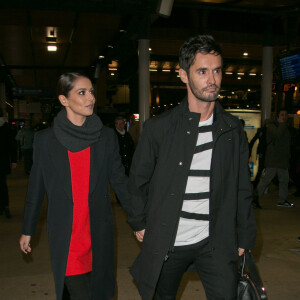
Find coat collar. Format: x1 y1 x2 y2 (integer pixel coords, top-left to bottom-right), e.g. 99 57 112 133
177 97 237 137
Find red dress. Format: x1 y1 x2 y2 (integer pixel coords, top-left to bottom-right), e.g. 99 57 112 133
65 147 92 276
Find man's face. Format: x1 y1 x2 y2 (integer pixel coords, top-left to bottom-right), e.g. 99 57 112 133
277 110 288 123
180 52 222 102
115 119 125 131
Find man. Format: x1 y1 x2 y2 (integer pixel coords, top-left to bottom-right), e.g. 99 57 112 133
15 120 35 175
0 109 17 218
128 114 140 149
255 109 294 207
128 35 256 300
114 116 134 175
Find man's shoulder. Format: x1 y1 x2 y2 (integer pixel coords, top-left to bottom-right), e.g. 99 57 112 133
145 105 181 129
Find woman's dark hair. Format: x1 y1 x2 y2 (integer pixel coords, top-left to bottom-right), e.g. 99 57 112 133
56 72 89 98
179 35 222 75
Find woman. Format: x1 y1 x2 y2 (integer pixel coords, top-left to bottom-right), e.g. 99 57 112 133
19 73 131 300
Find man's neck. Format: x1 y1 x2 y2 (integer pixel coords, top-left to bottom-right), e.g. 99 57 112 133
188 96 215 122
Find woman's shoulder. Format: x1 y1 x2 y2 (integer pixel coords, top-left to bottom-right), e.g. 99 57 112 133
34 128 54 142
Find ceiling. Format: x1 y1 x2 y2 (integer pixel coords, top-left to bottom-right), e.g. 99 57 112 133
0 0 299 104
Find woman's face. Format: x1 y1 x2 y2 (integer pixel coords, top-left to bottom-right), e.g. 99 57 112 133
59 76 95 126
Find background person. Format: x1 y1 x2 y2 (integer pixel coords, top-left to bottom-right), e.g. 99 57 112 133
19 73 131 300
15 119 35 175
128 35 256 300
0 109 17 218
254 109 294 207
114 116 134 175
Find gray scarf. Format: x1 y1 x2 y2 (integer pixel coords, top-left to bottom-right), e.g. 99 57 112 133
53 109 102 152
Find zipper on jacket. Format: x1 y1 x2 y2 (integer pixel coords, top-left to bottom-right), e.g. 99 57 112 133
166 124 199 256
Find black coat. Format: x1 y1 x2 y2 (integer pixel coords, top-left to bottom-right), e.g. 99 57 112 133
128 100 257 300
22 126 131 300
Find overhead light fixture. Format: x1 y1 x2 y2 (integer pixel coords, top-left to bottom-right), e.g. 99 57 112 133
162 69 171 72
249 73 256 76
237 72 244 75
47 45 57 52
108 45 113 48
99 55 105 59
149 48 152 51
243 52 248 56
225 72 233 75
150 69 157 72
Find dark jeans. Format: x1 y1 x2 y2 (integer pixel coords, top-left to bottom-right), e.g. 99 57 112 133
0 172 9 210
153 238 236 300
64 272 92 300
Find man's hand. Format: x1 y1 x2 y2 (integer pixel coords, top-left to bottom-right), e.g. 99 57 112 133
238 248 245 256
134 229 145 242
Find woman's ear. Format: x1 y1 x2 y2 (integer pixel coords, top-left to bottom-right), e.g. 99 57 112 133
179 68 188 84
58 95 68 107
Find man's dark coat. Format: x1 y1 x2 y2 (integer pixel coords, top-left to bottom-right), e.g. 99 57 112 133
128 100 257 300
22 126 131 300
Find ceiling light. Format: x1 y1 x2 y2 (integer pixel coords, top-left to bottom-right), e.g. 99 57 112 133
237 72 244 75
109 68 117 71
99 55 105 59
110 72 115 76
225 72 233 75
243 52 248 56
249 73 256 76
149 48 152 51
150 69 157 72
237 77 241 80
47 45 57 52
108 45 113 48
162 69 171 72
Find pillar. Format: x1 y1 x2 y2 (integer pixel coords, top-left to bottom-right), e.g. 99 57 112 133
138 39 150 132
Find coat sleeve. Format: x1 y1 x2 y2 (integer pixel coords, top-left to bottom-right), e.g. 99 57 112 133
21 133 46 235
127 120 158 231
108 130 132 215
236 125 257 250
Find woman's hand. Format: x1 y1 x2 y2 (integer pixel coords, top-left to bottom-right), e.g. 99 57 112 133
134 229 145 242
238 247 245 256
20 235 32 254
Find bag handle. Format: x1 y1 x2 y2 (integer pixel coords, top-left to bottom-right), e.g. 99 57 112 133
240 250 265 295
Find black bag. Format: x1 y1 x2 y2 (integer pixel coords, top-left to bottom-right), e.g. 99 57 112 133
238 251 267 300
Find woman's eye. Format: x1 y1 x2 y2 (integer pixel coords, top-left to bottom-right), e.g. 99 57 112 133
90 89 95 95
79 90 85 95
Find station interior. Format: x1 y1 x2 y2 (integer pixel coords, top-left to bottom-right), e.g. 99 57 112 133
0 0 300 299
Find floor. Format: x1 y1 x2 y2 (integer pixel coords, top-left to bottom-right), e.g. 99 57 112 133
1 163 300 300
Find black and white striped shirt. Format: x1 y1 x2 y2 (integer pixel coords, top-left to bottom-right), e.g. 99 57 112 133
174 114 213 246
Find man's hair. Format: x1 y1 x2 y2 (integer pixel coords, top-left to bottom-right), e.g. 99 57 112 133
276 108 288 117
114 116 125 123
179 35 222 74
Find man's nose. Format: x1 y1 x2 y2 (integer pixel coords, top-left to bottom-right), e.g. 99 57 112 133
207 72 216 84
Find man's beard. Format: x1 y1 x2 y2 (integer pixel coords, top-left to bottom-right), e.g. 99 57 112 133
189 78 220 102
